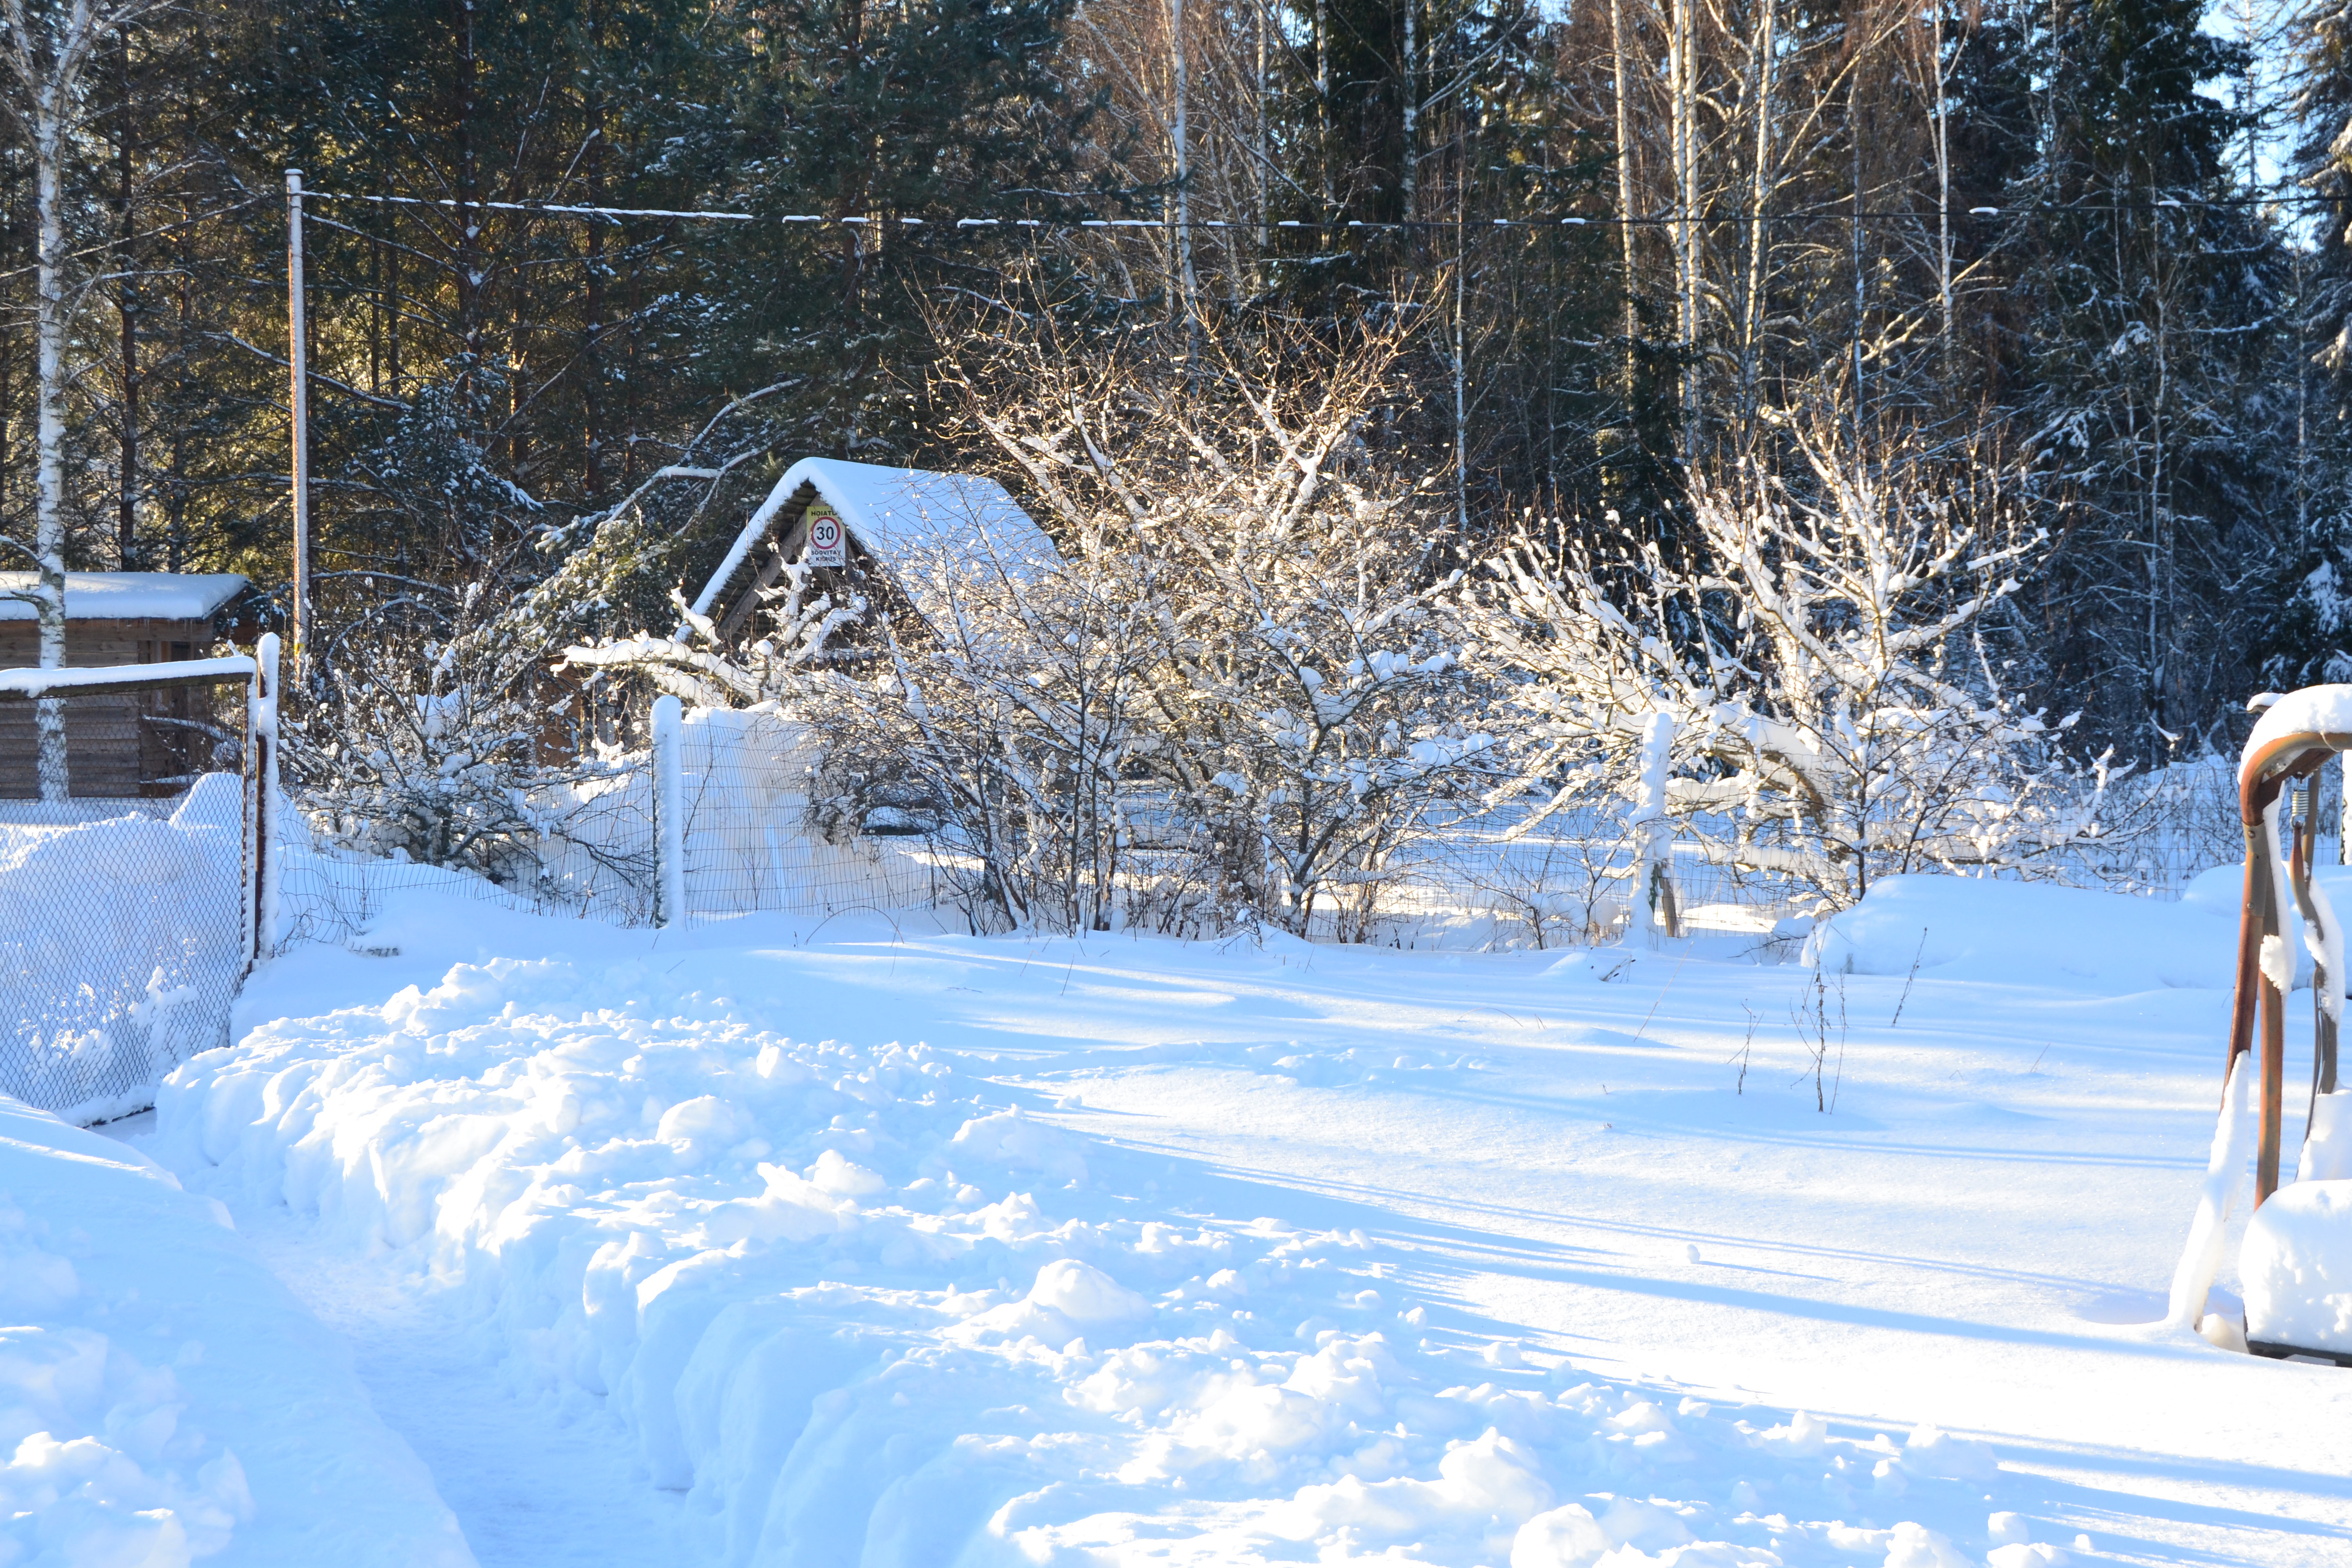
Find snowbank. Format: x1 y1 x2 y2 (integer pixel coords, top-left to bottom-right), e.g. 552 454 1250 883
0 1095 470 1567
1804 873 2237 992
2243 1180 2352 1357
155 949 2061 1566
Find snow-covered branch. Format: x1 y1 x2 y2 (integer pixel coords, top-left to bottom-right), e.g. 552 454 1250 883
1467 417 2106 908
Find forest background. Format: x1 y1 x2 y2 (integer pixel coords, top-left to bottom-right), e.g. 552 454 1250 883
8 0 2352 765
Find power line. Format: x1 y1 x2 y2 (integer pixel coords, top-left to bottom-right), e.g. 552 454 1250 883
0 195 271 288
301 185 2346 232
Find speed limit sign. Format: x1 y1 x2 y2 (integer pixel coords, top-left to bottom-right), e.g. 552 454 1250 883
805 505 846 568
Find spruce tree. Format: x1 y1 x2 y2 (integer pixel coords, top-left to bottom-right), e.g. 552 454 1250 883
2010 0 2286 753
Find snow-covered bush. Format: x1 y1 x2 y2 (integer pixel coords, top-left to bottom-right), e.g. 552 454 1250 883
289 582 646 895
934 293 1491 936
1468 422 2113 909
826 544 1160 933
569 300 1489 938
571 536 1155 934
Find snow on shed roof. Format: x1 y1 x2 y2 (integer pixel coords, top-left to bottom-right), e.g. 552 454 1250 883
0 572 247 622
691 458 1057 628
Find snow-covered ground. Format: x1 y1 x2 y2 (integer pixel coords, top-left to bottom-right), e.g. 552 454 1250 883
0 1096 470 1566
46 869 2352 1566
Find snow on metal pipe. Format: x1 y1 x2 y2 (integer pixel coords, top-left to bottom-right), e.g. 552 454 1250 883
653 695 687 929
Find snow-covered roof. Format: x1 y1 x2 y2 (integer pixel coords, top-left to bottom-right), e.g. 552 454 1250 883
691 458 1057 632
0 572 246 622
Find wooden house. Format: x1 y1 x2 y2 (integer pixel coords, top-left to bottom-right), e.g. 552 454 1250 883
690 457 1059 649
0 572 248 797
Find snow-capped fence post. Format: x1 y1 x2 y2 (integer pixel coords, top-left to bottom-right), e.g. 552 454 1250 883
652 694 686 927
243 632 282 970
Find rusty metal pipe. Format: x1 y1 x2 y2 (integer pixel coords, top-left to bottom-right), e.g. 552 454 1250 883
2227 822 2267 1089
2233 725 2352 1206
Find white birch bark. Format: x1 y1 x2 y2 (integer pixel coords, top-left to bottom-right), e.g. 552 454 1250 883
1610 0 1640 416
2 0 163 801
1669 0 1700 459
1932 0 1952 366
1401 0 1417 217
1168 0 1197 331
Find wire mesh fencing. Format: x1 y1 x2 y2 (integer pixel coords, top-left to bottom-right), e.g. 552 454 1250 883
275 707 941 945
1293 756 2253 951
671 709 941 922
266 701 2261 959
275 762 663 948
1 662 260 1123
0 686 235 800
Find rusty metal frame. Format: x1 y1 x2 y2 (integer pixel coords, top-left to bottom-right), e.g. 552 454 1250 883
2230 725 2352 1207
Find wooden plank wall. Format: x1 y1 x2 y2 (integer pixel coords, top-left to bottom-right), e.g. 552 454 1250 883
0 619 227 798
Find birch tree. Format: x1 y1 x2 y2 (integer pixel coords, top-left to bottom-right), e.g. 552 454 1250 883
1 0 160 798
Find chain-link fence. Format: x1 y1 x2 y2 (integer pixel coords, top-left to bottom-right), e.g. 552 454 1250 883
670 708 941 920
265 699 2258 956
275 706 940 944
1 658 265 1123
275 765 663 946
1345 758 2255 952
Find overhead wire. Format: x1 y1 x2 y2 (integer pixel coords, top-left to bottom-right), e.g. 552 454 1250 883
0 194 272 288
299 184 2348 232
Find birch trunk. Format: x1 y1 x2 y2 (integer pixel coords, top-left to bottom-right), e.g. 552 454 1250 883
1315 0 1332 211
1169 0 1196 334
1741 0 1775 450
1401 0 1417 217
2 0 168 801
1610 0 1639 420
1669 0 1699 460
1933 0 1952 367
31 99 69 799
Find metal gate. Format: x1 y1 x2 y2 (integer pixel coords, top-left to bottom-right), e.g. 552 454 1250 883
0 638 279 1122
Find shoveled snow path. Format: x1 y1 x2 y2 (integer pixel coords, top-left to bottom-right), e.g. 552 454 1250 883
228 1210 694 1568
96 1114 693 1568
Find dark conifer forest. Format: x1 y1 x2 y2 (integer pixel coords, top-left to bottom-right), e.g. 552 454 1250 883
6 0 2351 759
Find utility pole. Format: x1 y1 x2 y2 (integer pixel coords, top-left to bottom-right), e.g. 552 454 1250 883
286 169 310 681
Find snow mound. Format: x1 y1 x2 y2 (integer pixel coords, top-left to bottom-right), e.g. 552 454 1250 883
2302 1091 2352 1183
1804 874 2233 993
2243 1180 2352 1355
0 1095 468 1567
154 953 2037 1565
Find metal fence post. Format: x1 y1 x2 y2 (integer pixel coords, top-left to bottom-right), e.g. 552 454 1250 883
652 694 685 928
243 633 281 969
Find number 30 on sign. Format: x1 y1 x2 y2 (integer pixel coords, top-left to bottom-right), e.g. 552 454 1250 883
806 506 847 568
